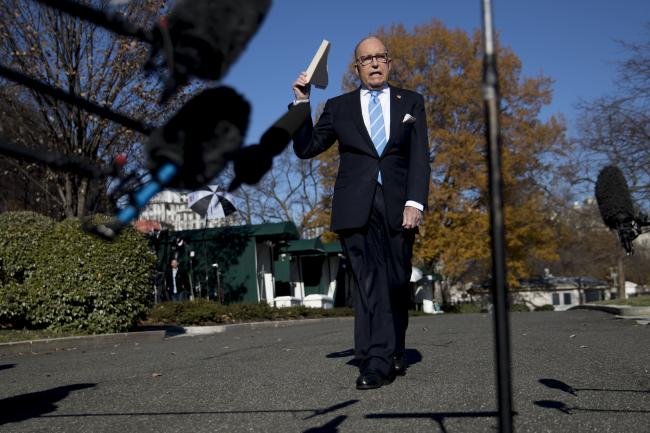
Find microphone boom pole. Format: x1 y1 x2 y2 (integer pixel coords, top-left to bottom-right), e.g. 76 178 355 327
33 0 153 43
481 1 514 432
0 64 153 135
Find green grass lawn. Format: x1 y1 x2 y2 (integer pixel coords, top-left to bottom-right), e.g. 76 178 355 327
0 328 88 344
594 295 650 307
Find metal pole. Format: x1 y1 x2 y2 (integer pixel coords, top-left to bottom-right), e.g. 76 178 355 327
188 250 195 301
481 1 514 432
216 263 222 304
203 215 209 300
0 64 153 135
33 0 153 43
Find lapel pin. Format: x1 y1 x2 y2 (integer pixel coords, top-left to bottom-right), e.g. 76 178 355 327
396 94 402 99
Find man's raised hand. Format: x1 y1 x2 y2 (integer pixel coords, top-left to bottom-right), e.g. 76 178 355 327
292 72 311 101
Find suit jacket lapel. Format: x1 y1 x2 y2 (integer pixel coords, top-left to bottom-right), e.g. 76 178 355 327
351 88 379 156
387 85 403 153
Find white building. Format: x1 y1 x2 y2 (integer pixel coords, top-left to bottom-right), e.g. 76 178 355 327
467 274 611 311
512 276 610 311
137 190 237 231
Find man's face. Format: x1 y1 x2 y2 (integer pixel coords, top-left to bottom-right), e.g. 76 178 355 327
355 37 391 90
171 260 178 269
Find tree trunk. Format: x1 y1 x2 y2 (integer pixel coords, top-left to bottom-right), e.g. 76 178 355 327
441 278 451 304
76 177 88 217
62 175 74 218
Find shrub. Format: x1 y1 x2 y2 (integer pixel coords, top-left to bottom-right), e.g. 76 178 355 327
534 304 555 312
509 303 531 312
147 300 354 325
0 212 156 333
0 212 55 283
148 299 228 325
442 302 482 314
0 212 56 326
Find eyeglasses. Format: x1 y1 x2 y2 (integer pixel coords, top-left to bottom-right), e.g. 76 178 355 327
356 53 390 66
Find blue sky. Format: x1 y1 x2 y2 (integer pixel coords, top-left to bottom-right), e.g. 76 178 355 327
221 0 649 144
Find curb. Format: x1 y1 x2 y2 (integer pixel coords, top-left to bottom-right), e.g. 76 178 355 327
570 304 650 317
169 316 354 337
222 316 354 332
0 317 354 357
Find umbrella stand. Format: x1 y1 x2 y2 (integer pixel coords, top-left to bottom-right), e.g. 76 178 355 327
201 213 209 300
215 263 223 304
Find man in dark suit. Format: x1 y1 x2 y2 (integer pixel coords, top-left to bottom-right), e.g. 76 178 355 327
292 36 430 389
164 258 190 302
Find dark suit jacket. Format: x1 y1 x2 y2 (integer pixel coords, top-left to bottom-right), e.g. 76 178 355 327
293 85 430 232
164 267 189 297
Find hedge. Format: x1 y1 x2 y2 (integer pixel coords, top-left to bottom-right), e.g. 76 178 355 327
148 299 354 325
0 212 156 333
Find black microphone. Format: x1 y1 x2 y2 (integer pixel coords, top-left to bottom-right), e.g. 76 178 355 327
594 165 646 254
595 165 635 229
145 0 272 102
147 86 250 190
228 101 311 191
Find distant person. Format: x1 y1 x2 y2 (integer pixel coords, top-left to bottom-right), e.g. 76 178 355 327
165 259 190 302
291 36 430 390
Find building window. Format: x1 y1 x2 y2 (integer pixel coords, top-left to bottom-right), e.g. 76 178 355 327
563 293 572 305
552 293 560 305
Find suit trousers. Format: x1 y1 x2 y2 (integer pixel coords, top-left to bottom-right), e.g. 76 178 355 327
339 184 414 376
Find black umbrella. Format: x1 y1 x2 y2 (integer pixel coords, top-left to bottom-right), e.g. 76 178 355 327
186 184 237 219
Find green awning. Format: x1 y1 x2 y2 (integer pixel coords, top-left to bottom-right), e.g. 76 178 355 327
167 221 300 242
279 238 325 255
249 222 300 239
322 242 343 254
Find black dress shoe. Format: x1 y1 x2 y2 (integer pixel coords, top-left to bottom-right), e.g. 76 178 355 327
393 354 407 376
356 370 395 390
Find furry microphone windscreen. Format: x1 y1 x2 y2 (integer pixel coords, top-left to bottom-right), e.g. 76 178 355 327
147 0 272 102
595 165 635 229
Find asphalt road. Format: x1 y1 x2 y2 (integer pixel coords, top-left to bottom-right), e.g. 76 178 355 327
1 310 648 433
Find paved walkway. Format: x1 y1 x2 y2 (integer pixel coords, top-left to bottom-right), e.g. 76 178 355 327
1 310 648 432
2 304 647 358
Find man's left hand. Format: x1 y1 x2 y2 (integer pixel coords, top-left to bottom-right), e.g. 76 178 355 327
402 206 422 230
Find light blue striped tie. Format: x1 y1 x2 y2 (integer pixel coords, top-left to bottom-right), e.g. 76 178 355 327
369 90 386 183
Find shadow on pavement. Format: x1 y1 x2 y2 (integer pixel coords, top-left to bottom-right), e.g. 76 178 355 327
134 325 187 337
539 378 650 395
303 399 358 420
303 415 347 433
326 348 423 369
0 383 95 425
325 348 355 359
36 399 360 420
365 410 502 433
0 363 16 371
534 400 650 414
